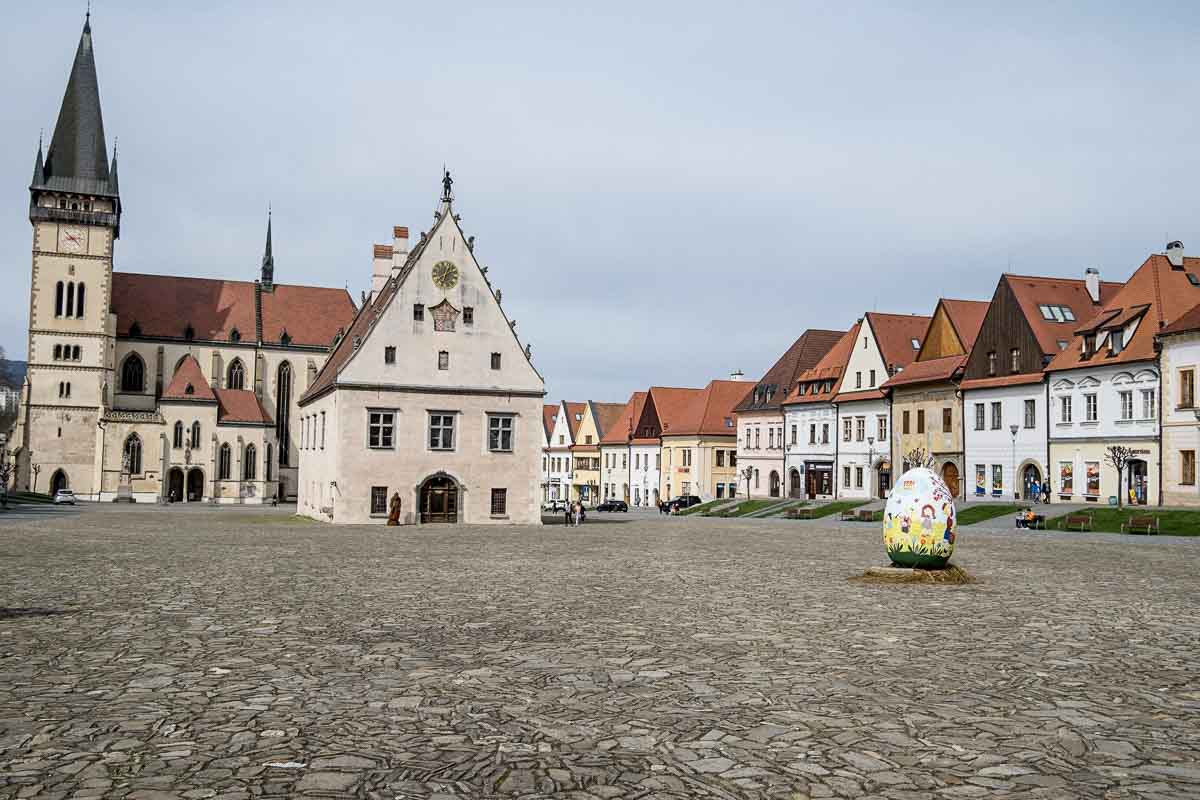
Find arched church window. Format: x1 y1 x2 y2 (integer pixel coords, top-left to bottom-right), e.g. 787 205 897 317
71 345 80 360
65 282 75 317
190 421 201 449
244 444 257 480
124 434 143 475
227 359 245 390
53 344 62 360
75 283 85 318
173 421 183 449
218 443 232 480
265 444 273 481
276 362 292 466
121 354 145 393
55 282 64 317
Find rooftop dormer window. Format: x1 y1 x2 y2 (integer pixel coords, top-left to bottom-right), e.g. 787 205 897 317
183 323 195 341
129 321 142 337
1039 304 1076 322
1110 329 1124 354
280 330 292 346
230 328 241 343
911 338 920 350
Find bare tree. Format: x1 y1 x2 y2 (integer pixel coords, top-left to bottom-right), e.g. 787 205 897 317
904 447 929 472
1105 445 1135 507
741 466 754 499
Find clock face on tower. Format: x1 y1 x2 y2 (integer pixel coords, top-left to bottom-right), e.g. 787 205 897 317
60 227 85 253
432 260 459 291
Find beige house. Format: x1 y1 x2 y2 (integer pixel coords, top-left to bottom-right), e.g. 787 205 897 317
296 176 544 524
11 20 355 503
654 380 744 501
1158 306 1200 505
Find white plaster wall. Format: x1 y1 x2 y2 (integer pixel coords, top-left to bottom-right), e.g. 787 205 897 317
962 383 1047 500
834 397 890 500
629 444 661 506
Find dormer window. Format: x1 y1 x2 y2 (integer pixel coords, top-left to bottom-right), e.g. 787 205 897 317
230 328 241 343
1083 334 1096 357
987 352 996 376
185 383 195 395
183 323 195 341
911 338 920 350
1110 329 1124 354
280 330 292 346
129 321 142 337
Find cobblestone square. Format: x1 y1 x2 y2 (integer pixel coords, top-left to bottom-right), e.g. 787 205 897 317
0 507 1197 799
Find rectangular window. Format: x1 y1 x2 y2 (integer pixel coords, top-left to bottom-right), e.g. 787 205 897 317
791 424 797 445
992 464 1002 493
855 417 865 441
975 464 985 495
321 411 326 449
1060 461 1073 494
755 429 760 448
429 413 455 450
943 407 952 433
463 307 474 325
384 346 396 364
1060 396 1072 423
622 454 627 468
371 486 388 515
656 453 661 469
855 371 862 388
902 410 910 434
438 351 449 370
1110 329 1124 354
843 465 851 487
768 429 774 448
716 449 726 467
490 352 501 370
1142 389 1156 419
1182 369 1196 408
1010 348 1020 372
974 403 985 431
810 424 816 444
855 466 863 488
745 429 751 449
491 488 507 516
869 369 876 387
917 409 926 434
877 416 887 440
1024 399 1036 429
987 351 996 376
488 414 513 452
821 423 829 444
1085 393 1097 422
990 402 1001 430
1183 450 1196 486
843 418 852 442
1085 461 1100 495
368 410 394 449
413 303 424 321
1119 390 1133 421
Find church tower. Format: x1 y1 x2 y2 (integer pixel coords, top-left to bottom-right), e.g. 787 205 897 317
20 13 121 498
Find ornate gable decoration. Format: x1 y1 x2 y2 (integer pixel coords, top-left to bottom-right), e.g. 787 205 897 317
431 300 460 332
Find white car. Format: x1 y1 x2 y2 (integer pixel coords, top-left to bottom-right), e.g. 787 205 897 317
53 489 77 505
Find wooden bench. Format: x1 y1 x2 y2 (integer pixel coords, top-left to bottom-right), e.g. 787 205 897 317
783 507 803 519
840 509 859 521
793 507 817 520
1121 515 1160 535
1063 513 1093 531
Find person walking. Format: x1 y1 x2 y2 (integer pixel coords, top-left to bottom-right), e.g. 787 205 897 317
1029 478 1039 506
572 501 582 527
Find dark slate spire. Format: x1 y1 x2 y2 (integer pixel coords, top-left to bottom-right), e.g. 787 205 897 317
261 210 275 288
42 15 112 193
108 141 119 194
31 134 45 187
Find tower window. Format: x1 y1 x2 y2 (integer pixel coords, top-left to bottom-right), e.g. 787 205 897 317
53 344 62 360
463 307 474 325
72 345 80 360
65 282 75 317
124 434 143 475
75 283 85 318
190 421 201 449
490 352 501 370
218 443 232 480
226 359 245 390
55 282 64 317
173 421 184 449
384 346 396 364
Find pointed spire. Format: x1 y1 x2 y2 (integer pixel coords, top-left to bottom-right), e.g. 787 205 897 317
261 208 275 288
108 138 119 194
43 13 112 192
31 133 45 187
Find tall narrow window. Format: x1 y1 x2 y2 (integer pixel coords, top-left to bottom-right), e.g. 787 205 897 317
75 283 85 318
265 444 273 481
227 359 245 390
1142 389 1156 420
1010 348 1019 372
218 443 231 479
384 346 396 365
490 488 507 516
55 281 64 316
1181 369 1195 409
1060 396 1072 423
1183 450 1196 486
65 282 75 318
413 303 425 321
902 410 910 434
371 486 388 515
321 412 326 449
987 351 996 376
944 407 953 432
191 421 201 449
974 403 984 431
173 421 184 449
990 402 1001 430
463 307 474 325
1085 393 1098 422
244 444 257 480
438 351 449 370
53 344 62 360
1024 399 1036 429
120 354 145 393
124 434 143 475
917 409 925 434
490 352 501 370
276 362 292 466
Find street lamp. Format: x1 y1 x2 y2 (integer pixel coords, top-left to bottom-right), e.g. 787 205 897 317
1009 423 1019 500
867 436 875 498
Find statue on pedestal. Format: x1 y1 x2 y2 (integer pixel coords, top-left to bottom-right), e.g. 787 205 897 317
386 492 402 526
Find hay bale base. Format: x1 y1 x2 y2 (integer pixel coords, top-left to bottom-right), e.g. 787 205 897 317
851 564 976 585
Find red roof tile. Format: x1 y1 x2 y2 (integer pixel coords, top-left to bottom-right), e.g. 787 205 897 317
161 354 215 401
600 392 647 445
112 273 355 348
564 402 588 440
880 354 966 390
1003 273 1123 355
832 388 886 403
734 329 845 412
647 386 705 437
782 323 861 404
959 373 1045 391
940 299 990 352
865 312 931 370
591 402 628 442
542 404 559 438
214 389 274 425
1160 301 1200 337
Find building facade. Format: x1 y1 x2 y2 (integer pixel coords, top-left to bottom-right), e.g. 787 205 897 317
12 20 355 503
653 381 743 501
545 402 582 504
296 178 544 524
1158 307 1200 506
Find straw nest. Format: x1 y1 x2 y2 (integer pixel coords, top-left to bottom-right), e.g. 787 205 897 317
850 563 976 585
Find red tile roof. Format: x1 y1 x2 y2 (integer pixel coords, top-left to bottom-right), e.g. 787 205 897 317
958 373 1045 391
542 404 559 438
647 386 705 437
564 402 588 440
734 329 845 413
1159 301 1200 337
1003 273 1123 356
940 299 990 352
591 402 628 443
832 388 885 403
1049 254 1200 371
161 354 215 401
881 354 966 390
112 273 356 348
214 389 274 425
782 323 861 405
600 392 647 445
865 312 931 370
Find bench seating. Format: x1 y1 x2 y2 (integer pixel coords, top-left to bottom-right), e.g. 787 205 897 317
1121 515 1159 535
1063 513 1093 531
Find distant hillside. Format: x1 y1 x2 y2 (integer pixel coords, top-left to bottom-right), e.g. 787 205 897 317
0 360 26 389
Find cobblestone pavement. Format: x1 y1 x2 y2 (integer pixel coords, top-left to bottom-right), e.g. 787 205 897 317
0 508 1198 799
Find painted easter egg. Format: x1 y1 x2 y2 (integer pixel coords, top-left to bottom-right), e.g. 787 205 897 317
881 467 956 569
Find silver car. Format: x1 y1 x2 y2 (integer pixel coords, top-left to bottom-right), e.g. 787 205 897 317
53 489 77 505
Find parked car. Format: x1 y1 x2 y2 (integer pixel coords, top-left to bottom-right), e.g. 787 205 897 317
668 495 703 512
596 500 628 512
53 489 77 505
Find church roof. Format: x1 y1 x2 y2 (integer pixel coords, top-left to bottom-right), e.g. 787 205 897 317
214 389 274 425
161 355 215 401
112 273 355 348
35 16 116 197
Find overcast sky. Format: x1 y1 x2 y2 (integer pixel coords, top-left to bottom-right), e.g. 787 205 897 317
4 2 1200 403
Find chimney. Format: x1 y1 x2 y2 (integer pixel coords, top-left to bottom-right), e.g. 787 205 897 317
371 244 393 302
392 226 409 274
1166 240 1185 269
1085 268 1101 304
729 369 745 381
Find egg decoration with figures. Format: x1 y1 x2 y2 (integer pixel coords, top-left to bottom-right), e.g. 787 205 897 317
882 466 957 568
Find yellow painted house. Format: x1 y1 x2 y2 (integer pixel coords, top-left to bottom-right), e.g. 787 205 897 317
570 401 625 505
652 380 745 502
882 299 989 498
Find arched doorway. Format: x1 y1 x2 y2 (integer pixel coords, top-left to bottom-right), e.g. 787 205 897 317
1021 463 1042 501
1128 459 1148 505
420 475 459 523
167 468 184 502
769 470 780 497
876 460 892 498
941 462 961 497
186 468 204 503
789 468 802 498
49 469 69 496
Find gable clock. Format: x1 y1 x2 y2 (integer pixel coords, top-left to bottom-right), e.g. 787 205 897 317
432 260 459 291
